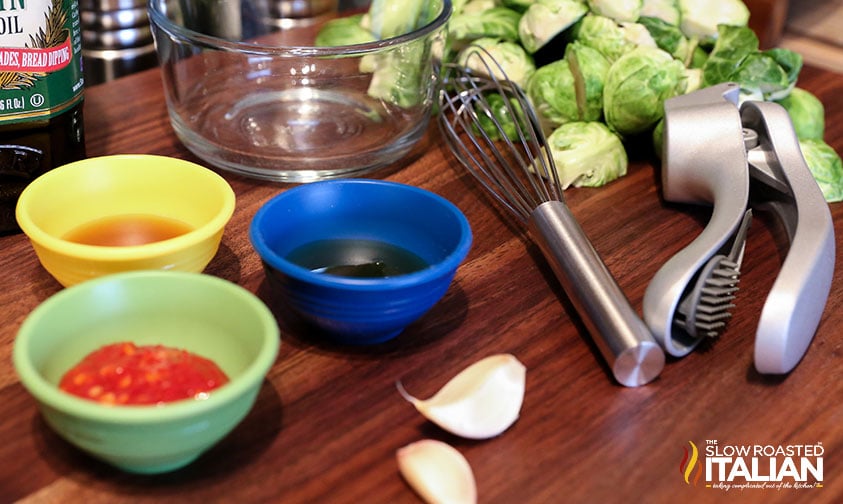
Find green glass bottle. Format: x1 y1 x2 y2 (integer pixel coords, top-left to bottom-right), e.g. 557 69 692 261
0 0 86 233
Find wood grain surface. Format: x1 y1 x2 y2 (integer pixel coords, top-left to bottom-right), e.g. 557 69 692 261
0 64 841 503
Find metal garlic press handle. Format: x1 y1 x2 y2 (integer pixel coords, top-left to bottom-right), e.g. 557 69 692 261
742 101 836 374
530 201 665 387
643 83 751 356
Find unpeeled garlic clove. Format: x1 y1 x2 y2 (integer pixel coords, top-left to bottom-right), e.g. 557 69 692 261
396 439 477 504
397 354 526 439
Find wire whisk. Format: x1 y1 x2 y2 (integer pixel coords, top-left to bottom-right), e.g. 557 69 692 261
438 47 665 387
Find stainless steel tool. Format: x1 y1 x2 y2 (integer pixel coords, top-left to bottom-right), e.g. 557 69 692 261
437 48 664 387
644 82 836 374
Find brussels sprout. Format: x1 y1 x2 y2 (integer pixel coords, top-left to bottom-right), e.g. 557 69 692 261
367 41 428 108
587 0 643 23
799 139 843 202
677 0 749 41
573 14 636 62
545 121 628 188
603 46 686 136
702 25 801 101
778 88 825 141
458 38 536 89
527 59 579 131
565 41 611 121
474 92 527 141
519 0 589 53
501 0 538 13
637 16 690 61
620 22 657 48
641 0 680 26
315 14 376 47
702 24 758 87
763 47 803 96
732 52 791 101
462 0 498 15
359 0 445 106
449 7 522 43
364 0 430 39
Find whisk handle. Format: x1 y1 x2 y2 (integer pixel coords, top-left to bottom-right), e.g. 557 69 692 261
528 201 665 387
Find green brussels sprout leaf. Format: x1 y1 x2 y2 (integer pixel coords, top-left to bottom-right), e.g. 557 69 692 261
777 87 825 141
702 24 758 88
651 116 665 158
763 47 803 89
689 45 708 69
799 139 843 202
637 15 690 61
733 52 791 100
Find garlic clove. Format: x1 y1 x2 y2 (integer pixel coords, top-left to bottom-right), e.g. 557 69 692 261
397 354 526 439
396 439 477 504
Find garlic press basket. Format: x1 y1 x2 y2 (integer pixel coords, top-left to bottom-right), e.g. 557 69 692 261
643 82 835 374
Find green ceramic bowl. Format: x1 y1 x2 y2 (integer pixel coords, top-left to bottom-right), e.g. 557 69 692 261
13 271 280 474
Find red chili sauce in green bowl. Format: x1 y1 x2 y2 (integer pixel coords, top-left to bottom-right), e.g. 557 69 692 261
60 342 229 406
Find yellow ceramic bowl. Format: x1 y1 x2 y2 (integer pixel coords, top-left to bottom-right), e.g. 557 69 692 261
16 155 235 287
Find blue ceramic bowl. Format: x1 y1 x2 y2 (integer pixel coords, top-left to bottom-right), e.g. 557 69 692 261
249 179 472 344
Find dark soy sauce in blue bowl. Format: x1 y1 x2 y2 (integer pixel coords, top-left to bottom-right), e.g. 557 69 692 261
286 238 429 278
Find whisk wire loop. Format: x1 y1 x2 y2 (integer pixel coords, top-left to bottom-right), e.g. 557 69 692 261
439 84 532 218
437 47 563 219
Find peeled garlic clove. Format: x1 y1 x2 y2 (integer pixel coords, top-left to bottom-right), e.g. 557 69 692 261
397 439 477 504
397 354 526 439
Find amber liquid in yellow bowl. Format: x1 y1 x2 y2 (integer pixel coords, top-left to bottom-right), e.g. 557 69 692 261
63 214 193 246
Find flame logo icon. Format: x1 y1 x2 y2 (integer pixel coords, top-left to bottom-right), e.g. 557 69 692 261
679 441 702 486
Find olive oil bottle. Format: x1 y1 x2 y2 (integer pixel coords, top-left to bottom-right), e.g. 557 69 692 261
0 0 86 233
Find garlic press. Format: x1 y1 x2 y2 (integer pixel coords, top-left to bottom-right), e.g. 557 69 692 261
643 82 836 374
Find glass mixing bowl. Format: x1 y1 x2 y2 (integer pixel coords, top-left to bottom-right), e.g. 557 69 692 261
148 0 451 182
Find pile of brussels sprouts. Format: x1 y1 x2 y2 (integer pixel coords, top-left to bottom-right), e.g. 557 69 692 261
317 0 842 201
448 0 842 198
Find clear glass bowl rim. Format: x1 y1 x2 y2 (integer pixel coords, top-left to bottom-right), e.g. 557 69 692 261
147 0 453 57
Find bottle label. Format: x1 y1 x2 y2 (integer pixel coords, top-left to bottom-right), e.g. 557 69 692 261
0 0 84 124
